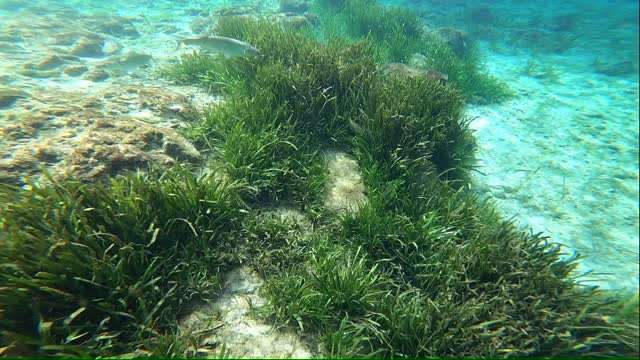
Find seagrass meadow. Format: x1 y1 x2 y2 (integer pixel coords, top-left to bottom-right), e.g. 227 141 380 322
1 1 639 358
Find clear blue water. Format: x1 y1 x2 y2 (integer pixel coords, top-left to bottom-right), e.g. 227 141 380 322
392 0 640 291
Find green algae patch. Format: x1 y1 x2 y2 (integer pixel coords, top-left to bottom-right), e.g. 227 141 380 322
311 0 512 102
0 167 248 357
163 1 511 104
1 12 638 360
163 16 636 358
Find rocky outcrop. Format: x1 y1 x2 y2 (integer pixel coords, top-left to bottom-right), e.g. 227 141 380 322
0 85 200 185
0 86 30 108
92 17 140 38
380 62 449 85
54 118 200 180
434 27 469 58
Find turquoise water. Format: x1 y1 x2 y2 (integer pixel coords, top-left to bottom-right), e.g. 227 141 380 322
389 0 639 291
398 0 640 291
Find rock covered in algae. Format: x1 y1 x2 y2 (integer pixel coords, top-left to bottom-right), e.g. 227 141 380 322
71 36 105 57
55 118 201 180
92 17 140 38
434 27 469 57
0 86 30 108
83 68 110 81
0 85 200 185
63 64 89 76
380 62 449 85
24 54 71 70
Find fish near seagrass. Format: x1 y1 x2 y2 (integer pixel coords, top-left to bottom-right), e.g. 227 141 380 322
177 36 261 57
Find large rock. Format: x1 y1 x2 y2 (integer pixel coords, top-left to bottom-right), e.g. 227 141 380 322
0 84 201 185
55 118 201 180
63 64 89 76
102 39 123 55
594 59 637 77
52 30 102 46
83 68 110 81
435 27 469 58
24 54 68 70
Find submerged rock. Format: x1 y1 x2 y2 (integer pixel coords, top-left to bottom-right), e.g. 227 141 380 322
71 37 105 57
180 267 318 358
380 62 449 85
24 54 67 70
52 31 102 46
16 68 60 78
275 13 319 29
93 18 140 38
102 39 123 55
0 85 201 185
63 64 89 76
408 53 428 68
56 119 201 180
434 27 469 58
279 0 311 14
594 59 637 77
0 86 30 108
83 68 110 81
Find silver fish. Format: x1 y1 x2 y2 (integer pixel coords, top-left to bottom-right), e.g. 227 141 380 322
178 36 261 57
99 51 154 74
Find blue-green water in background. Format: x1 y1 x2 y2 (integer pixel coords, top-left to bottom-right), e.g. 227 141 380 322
0 0 638 291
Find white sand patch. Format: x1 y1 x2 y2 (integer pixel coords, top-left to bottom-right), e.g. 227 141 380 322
470 116 490 130
324 150 367 212
180 267 317 359
469 44 639 291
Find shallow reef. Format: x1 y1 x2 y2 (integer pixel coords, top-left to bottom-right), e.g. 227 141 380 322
0 8 638 357
0 1 638 358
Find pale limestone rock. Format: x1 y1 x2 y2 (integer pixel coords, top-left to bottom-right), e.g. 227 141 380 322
181 267 319 359
324 151 367 212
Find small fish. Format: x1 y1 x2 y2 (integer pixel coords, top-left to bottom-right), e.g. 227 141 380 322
593 57 636 77
100 51 154 74
177 36 261 57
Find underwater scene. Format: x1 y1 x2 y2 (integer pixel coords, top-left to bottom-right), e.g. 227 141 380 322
0 0 638 357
